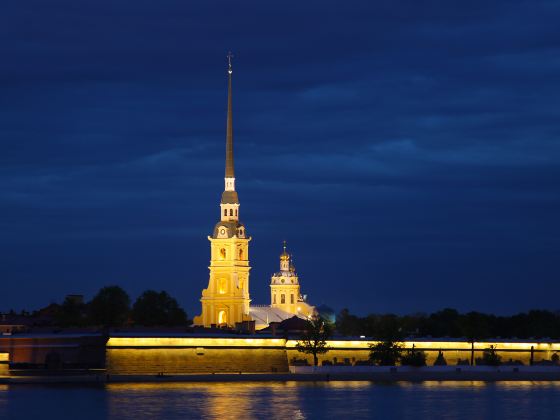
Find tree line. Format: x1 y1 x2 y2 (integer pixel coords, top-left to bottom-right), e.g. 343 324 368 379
336 307 560 340
48 286 188 328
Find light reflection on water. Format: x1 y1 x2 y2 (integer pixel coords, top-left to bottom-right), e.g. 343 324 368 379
0 384 8 418
1 381 560 419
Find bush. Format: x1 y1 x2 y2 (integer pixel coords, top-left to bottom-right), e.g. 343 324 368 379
369 341 403 366
401 349 427 366
477 345 501 366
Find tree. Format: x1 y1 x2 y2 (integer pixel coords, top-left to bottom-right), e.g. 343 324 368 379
434 350 447 366
478 345 501 366
132 290 188 326
295 316 332 366
89 286 130 327
56 296 88 327
460 311 491 365
336 308 362 336
400 348 427 366
369 340 403 366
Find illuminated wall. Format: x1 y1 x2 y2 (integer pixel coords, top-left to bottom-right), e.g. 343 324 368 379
106 337 288 374
106 336 560 374
0 353 8 376
286 340 560 366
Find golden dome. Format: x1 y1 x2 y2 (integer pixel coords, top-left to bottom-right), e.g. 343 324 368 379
280 241 290 261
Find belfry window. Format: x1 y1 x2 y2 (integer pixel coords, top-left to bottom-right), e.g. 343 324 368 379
235 209 238 216
229 209 233 216
224 209 227 216
290 294 294 304
281 294 285 304
220 248 226 259
273 295 276 304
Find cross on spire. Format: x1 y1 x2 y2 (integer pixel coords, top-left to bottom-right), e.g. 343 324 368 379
227 51 234 74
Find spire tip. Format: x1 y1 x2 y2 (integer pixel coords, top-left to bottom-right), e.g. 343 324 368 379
227 51 233 74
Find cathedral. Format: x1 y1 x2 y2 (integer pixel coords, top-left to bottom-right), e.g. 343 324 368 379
192 57 315 330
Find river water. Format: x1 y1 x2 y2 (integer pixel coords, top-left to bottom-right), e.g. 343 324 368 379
0 380 559 419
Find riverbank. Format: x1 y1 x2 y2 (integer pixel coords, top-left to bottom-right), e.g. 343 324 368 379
2 366 560 384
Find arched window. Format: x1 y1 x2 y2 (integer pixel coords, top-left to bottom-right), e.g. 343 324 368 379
220 248 226 259
218 310 227 325
218 278 227 294
290 294 294 304
224 209 227 216
273 294 276 304
281 294 285 304
235 209 238 216
239 249 244 260
229 209 233 216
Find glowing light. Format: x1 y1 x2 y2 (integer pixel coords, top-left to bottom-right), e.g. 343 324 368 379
107 337 286 348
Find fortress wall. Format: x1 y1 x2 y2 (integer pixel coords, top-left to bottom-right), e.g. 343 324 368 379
288 349 551 366
287 340 560 366
106 348 289 374
106 337 289 374
106 337 560 374
0 353 8 376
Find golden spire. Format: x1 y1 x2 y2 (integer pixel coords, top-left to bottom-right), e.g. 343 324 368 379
225 51 234 178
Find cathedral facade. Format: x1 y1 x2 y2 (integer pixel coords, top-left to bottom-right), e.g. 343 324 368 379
193 57 314 329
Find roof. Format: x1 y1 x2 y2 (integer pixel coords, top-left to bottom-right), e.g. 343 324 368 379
221 190 239 204
276 315 309 331
249 306 298 327
213 221 246 239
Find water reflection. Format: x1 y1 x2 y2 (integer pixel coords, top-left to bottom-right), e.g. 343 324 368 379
0 384 7 418
105 380 560 419
107 382 309 420
1 381 559 419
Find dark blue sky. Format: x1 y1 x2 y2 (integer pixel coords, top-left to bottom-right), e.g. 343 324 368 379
1 1 559 316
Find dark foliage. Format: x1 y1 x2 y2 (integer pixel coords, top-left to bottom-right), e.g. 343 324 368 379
89 286 130 327
400 349 427 366
55 296 88 327
336 308 560 339
433 350 447 366
132 290 188 326
369 341 403 366
477 345 502 366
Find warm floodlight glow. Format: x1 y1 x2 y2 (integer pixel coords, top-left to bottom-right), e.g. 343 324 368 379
218 311 227 325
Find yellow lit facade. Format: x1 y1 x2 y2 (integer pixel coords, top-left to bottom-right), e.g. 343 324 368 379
270 243 314 318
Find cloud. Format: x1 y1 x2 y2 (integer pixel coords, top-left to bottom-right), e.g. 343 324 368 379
0 0 559 314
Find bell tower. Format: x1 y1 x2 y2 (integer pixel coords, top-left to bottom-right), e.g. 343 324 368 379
270 242 301 315
193 53 252 328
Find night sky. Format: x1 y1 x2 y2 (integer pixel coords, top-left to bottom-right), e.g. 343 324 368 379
1 1 559 316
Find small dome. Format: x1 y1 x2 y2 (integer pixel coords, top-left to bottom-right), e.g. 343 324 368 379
280 241 290 261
